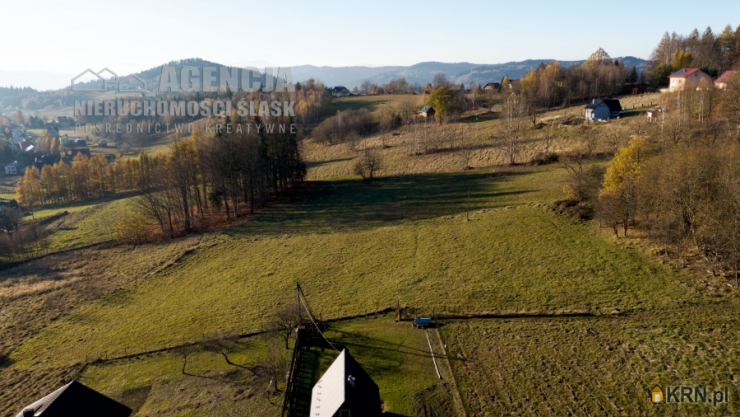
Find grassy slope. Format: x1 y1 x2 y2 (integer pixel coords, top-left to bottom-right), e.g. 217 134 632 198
331 95 422 116
45 195 136 249
9 165 699 369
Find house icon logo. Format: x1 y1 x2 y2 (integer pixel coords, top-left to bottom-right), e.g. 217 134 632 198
71 68 147 93
652 385 663 403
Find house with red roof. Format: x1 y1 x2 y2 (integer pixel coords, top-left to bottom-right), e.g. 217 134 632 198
714 70 738 90
668 68 711 92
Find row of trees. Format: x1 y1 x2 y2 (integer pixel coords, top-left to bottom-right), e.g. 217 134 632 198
516 48 633 111
133 116 305 238
18 153 120 209
16 116 306 240
358 78 424 95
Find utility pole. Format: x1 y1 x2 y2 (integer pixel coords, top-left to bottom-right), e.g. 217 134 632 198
466 186 470 221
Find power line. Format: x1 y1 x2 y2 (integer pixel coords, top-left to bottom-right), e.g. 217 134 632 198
297 284 339 352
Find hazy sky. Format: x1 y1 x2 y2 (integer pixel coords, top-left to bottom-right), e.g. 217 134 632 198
0 0 738 83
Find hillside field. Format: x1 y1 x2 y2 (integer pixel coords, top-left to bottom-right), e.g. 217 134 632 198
1 97 734 416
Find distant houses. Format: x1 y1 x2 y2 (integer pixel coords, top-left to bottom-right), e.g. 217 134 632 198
310 349 382 417
11 127 26 145
15 380 132 417
584 99 622 121
668 68 712 92
419 105 435 119
715 70 737 90
331 86 351 98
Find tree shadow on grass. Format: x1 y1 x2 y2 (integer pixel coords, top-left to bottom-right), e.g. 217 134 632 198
226 170 534 238
305 157 353 170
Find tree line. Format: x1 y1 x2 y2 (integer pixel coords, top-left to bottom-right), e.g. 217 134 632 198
647 25 740 87
15 115 305 242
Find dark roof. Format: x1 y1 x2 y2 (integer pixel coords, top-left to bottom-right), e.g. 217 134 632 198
310 349 381 417
414 317 432 324
332 86 349 92
585 99 622 112
15 380 132 417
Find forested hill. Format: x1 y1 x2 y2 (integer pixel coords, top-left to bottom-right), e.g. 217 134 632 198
294 57 647 88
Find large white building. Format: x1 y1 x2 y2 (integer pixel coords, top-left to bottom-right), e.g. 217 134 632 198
668 68 712 92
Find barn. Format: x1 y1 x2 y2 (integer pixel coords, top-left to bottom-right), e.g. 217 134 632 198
310 349 382 417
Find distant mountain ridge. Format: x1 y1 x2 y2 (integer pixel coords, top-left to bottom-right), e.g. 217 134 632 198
0 57 648 107
297 57 648 89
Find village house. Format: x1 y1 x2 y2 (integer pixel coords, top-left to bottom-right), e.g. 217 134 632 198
310 349 381 417
19 140 34 152
584 99 622 121
714 70 737 90
668 68 712 92
4 161 25 175
484 82 500 91
331 86 350 98
419 105 435 119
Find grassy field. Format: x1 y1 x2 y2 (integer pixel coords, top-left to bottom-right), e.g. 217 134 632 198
441 302 740 415
79 336 282 416
8 164 701 370
0 192 17 201
0 96 727 416
331 95 422 116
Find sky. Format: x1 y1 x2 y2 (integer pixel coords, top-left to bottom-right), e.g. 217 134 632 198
1 0 739 90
